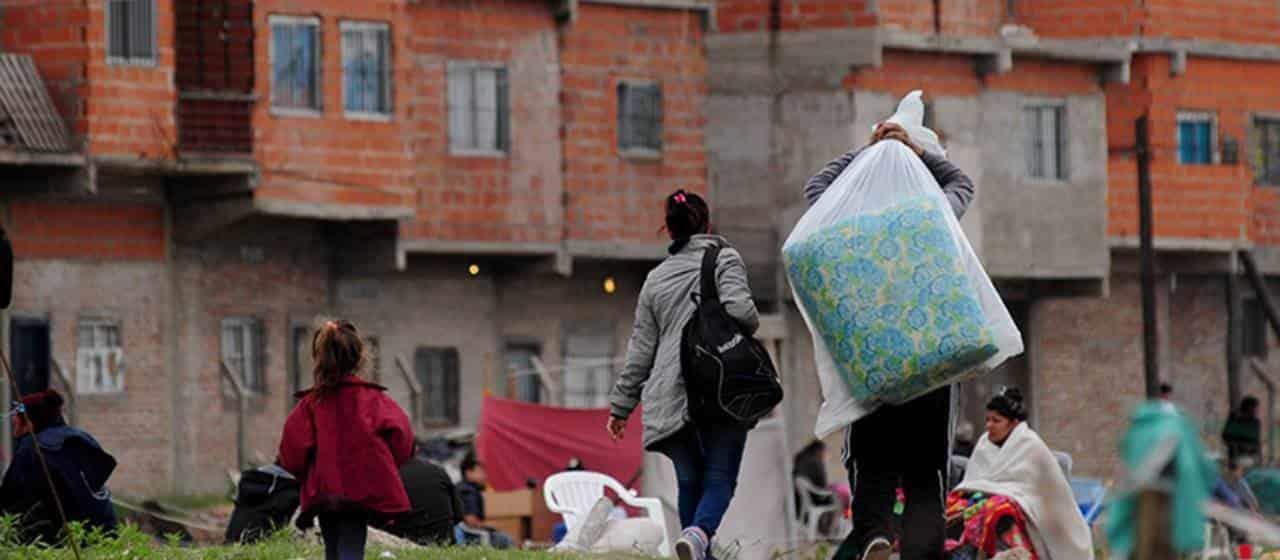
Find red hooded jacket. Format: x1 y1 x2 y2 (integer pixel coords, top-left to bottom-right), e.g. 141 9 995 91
278 378 414 515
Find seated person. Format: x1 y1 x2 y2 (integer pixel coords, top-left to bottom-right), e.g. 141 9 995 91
455 456 514 549
0 390 118 545
1223 396 1262 466
945 389 1092 560
384 447 462 546
224 463 300 544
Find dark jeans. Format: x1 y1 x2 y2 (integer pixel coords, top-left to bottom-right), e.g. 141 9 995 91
319 513 368 560
655 422 749 538
838 386 951 560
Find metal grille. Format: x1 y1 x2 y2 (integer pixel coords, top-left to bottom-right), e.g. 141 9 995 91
0 54 73 152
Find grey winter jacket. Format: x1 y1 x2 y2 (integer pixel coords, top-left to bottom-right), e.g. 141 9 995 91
609 235 760 450
804 146 975 219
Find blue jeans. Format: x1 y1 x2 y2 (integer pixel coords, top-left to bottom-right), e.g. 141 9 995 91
655 423 749 537
318 513 367 560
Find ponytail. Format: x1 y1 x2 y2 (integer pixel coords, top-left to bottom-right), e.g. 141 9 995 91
311 319 365 392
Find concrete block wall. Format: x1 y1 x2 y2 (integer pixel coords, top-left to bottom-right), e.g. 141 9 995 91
561 5 708 245
4 193 173 496
402 0 564 244
170 218 332 494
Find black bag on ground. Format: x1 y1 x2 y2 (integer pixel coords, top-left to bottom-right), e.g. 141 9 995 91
681 245 783 426
224 465 300 544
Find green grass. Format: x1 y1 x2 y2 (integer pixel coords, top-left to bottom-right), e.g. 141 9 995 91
149 494 234 512
0 520 645 560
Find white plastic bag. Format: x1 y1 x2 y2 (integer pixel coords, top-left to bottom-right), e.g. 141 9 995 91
782 90 1023 438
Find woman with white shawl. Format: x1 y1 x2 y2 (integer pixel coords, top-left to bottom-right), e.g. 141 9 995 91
945 388 1094 560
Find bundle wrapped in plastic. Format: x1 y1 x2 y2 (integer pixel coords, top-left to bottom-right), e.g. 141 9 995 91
783 91 1023 437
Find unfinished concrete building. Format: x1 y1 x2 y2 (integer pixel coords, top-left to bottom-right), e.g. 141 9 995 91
708 0 1280 480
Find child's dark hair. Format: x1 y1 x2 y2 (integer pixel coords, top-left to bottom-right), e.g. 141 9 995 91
664 189 710 240
312 319 366 392
987 387 1028 422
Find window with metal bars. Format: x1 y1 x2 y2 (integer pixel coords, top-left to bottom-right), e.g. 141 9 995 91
270 16 321 112
107 0 155 63
414 347 460 425
1256 118 1280 186
618 81 662 153
1177 111 1216 165
448 62 509 154
342 22 391 117
1024 104 1065 180
76 319 124 394
221 317 265 394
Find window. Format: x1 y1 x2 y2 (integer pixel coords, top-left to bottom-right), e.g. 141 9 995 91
415 347 460 424
221 317 265 394
563 329 614 408
1178 111 1216 165
341 22 391 117
270 16 321 112
1245 298 1269 358
504 342 542 404
76 319 123 394
1257 118 1280 185
107 0 155 63
1024 105 1064 180
618 82 662 153
448 62 509 153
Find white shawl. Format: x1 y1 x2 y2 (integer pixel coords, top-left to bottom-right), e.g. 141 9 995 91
956 423 1094 560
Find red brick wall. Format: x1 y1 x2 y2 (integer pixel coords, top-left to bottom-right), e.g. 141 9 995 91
561 4 708 244
1107 55 1280 242
83 0 177 159
878 0 1007 36
1012 0 1142 38
0 0 91 141
401 0 562 244
251 0 415 215
7 201 166 261
1144 0 1280 44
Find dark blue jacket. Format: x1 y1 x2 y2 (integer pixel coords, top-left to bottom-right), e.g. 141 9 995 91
0 422 118 544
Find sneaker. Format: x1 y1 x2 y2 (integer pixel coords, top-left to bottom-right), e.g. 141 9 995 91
860 536 892 560
675 527 709 560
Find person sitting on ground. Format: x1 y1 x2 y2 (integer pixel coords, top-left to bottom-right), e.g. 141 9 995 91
382 445 463 546
455 456 514 548
945 388 1093 560
0 389 118 545
1223 396 1262 466
793 440 833 512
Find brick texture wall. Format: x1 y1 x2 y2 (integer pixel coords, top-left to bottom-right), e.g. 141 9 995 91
0 0 91 141
1011 0 1143 38
1107 54 1280 242
250 0 416 215
84 0 177 159
561 4 708 244
172 220 331 493
7 201 166 261
849 51 1100 99
401 0 563 244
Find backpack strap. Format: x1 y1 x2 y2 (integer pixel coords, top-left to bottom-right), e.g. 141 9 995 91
700 245 722 305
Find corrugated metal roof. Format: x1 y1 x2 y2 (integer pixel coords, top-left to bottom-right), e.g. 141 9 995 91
0 54 73 153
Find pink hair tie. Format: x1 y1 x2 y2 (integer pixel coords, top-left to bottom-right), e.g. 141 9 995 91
674 193 687 204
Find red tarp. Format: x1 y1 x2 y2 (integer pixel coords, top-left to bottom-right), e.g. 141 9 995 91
476 396 644 492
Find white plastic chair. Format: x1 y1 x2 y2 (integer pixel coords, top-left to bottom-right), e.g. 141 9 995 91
794 477 844 541
543 471 671 557
1201 519 1233 560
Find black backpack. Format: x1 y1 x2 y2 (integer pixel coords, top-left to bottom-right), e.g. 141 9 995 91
680 245 783 426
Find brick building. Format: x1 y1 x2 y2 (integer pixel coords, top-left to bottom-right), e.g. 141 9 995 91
709 0 1280 481
0 0 712 495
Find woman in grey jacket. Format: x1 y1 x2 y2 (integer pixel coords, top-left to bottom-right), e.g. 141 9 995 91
607 190 760 560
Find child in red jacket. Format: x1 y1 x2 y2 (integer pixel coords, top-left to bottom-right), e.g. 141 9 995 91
278 319 415 560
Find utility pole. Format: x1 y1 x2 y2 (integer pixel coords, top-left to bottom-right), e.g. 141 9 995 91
1137 115 1160 398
